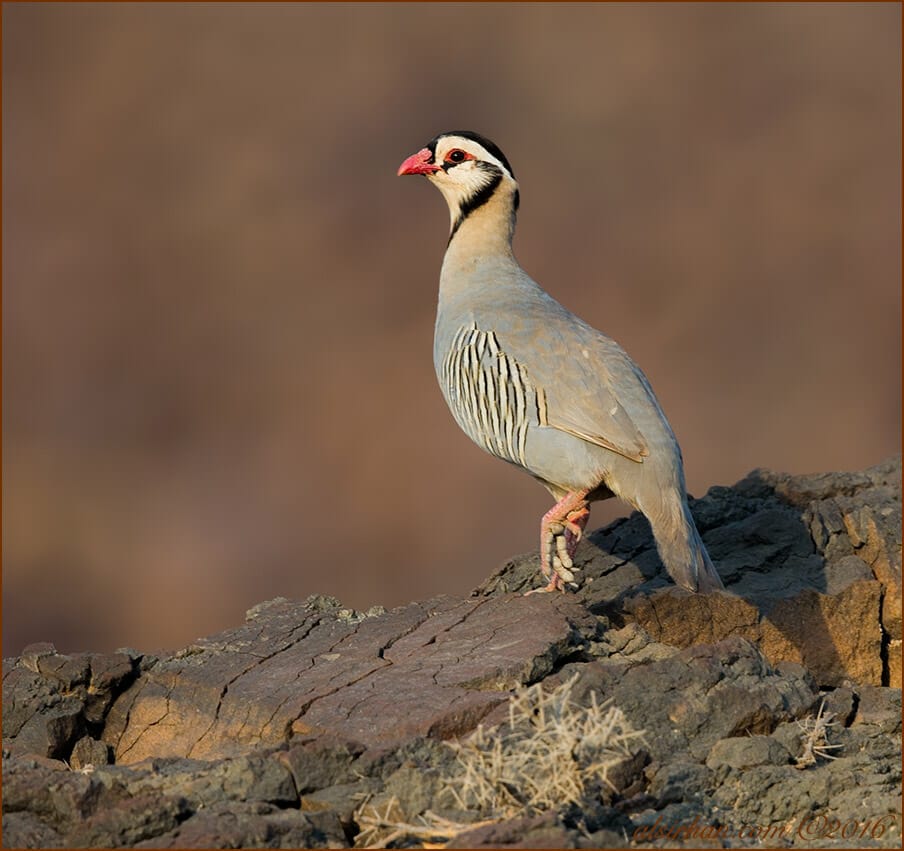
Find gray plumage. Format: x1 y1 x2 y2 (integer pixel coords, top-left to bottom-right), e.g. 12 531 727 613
399 131 723 594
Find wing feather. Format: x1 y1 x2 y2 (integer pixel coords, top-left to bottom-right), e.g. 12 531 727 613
492 294 653 464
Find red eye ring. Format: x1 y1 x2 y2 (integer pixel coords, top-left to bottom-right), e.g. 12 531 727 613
444 149 474 164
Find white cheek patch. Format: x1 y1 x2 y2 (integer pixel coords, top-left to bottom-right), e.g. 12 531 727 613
434 162 499 211
456 164 496 196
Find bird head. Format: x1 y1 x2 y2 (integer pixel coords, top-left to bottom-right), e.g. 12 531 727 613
398 131 519 238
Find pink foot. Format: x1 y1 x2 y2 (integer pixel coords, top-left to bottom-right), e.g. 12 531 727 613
525 491 591 594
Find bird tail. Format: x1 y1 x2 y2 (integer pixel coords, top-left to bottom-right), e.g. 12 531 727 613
650 499 723 593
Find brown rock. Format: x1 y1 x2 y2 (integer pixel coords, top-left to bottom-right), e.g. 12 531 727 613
760 580 882 686
480 455 900 688
449 812 577 849
277 741 360 795
568 637 816 764
104 593 594 764
69 737 111 770
134 804 347 849
620 579 883 687
1 810 64 849
2 648 140 763
2 458 900 849
66 793 189 848
705 735 791 770
6 695 85 761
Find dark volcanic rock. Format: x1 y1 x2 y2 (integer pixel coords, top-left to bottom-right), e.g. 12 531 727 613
565 636 816 764
448 812 578 848
2 648 141 762
103 592 595 763
705 735 792 769
480 455 901 689
3 457 901 848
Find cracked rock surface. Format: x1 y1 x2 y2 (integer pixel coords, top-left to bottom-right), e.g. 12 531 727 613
3 457 901 848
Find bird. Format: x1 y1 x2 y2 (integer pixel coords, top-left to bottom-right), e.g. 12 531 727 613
397 131 723 595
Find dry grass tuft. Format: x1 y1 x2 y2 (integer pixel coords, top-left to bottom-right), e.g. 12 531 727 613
352 674 645 846
446 673 645 816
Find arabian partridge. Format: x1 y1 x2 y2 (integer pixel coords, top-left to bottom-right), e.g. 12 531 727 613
398 131 723 594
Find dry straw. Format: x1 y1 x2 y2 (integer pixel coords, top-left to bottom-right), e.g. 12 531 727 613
354 673 646 847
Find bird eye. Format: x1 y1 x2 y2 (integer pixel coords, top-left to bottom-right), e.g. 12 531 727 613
446 149 468 163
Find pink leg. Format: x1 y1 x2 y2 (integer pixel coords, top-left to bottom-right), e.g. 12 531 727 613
564 505 590 553
526 490 591 594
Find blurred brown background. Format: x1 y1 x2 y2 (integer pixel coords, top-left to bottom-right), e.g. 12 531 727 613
3 2 900 656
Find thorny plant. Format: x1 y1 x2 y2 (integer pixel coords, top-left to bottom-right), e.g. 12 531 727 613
446 673 646 816
355 674 646 847
794 697 843 768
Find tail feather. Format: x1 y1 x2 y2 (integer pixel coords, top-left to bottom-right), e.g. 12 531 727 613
650 500 723 593
689 523 724 592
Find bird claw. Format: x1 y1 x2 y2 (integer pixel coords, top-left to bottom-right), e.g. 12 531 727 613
524 561 578 595
556 534 574 572
542 524 570 576
538 525 582 589
534 495 591 594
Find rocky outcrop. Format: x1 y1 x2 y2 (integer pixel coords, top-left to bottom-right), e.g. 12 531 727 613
3 457 901 848
480 454 901 689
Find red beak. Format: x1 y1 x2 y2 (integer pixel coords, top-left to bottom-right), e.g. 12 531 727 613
397 148 441 176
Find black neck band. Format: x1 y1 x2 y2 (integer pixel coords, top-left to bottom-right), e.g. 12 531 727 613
448 170 504 242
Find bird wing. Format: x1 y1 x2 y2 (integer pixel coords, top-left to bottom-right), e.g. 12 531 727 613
495 296 651 464
540 390 649 463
